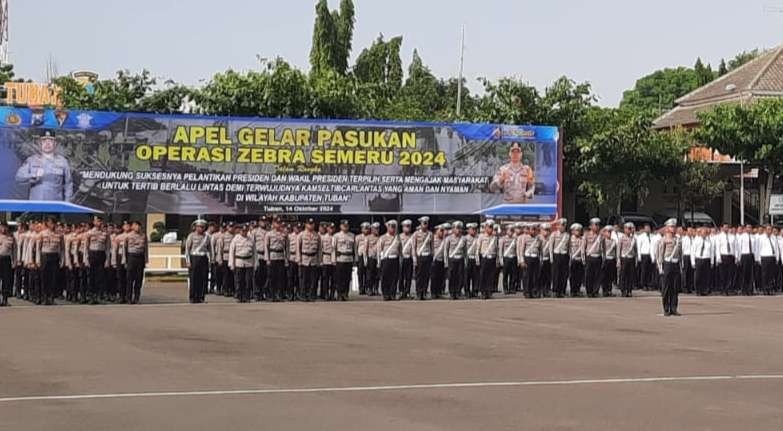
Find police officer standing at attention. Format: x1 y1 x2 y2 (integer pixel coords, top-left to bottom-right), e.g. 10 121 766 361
265 217 289 302
518 223 542 298
355 222 370 295
377 220 401 301
412 217 433 300
499 223 518 295
13 222 29 300
185 219 211 304
287 223 301 300
583 218 603 298
464 223 479 298
333 220 355 301
0 222 15 307
15 130 73 202
210 223 224 295
367 222 381 296
618 222 638 297
83 216 111 305
657 219 682 316
320 222 336 301
539 223 553 297
444 221 467 300
217 222 236 298
229 223 255 303
601 226 617 297
124 221 148 304
550 218 570 297
475 220 500 300
252 216 269 301
691 227 715 296
431 223 449 299
297 219 321 302
112 221 131 304
568 223 585 298
36 217 64 306
398 220 414 300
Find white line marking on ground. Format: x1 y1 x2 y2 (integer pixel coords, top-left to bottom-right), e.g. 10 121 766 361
1 374 781 403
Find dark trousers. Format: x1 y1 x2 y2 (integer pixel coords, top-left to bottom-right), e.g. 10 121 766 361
235 266 253 302
223 264 235 297
28 267 41 304
40 253 60 304
334 262 352 300
321 265 335 299
254 260 268 300
188 255 208 303
116 266 128 303
479 257 497 299
694 258 712 296
381 258 400 300
552 254 569 296
286 262 298 299
569 260 584 296
585 256 602 297
539 259 552 296
0 256 11 305
213 263 224 295
739 254 755 295
415 256 432 299
619 258 635 296
367 258 379 295
209 263 217 294
761 257 777 295
719 255 736 295
465 260 479 297
502 257 517 294
126 254 145 304
639 255 653 288
398 257 413 298
105 266 117 299
66 267 79 301
682 257 693 293
14 265 27 298
300 265 318 301
268 260 286 301
600 259 616 296
88 251 106 301
524 256 540 298
357 258 368 295
447 258 464 299
662 262 680 314
431 260 445 298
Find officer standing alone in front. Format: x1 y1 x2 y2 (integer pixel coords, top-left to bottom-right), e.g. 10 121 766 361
657 219 682 316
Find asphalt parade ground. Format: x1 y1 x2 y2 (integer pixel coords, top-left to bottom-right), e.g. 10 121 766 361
1 285 782 430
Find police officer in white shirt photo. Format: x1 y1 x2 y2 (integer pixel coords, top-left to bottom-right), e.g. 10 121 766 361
636 224 654 290
15 130 74 202
714 224 737 296
755 225 778 296
691 227 715 296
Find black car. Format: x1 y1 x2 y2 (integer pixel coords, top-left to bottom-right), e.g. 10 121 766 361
606 213 658 230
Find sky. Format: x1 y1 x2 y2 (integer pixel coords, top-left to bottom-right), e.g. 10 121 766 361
9 0 783 107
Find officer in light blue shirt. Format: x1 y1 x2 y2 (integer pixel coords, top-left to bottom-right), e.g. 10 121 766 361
15 130 73 202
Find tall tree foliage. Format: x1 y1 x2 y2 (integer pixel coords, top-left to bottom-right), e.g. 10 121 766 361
620 67 699 113
309 0 355 75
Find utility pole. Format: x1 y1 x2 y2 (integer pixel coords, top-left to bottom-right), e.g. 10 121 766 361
0 0 8 65
456 25 465 118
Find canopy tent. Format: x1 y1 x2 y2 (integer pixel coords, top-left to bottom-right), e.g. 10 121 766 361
0 200 101 213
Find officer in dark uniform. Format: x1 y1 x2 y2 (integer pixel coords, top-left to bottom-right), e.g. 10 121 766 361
444 221 467 299
185 219 211 304
333 220 355 301
217 222 236 298
252 216 269 301
297 219 321 302
550 218 570 297
464 223 479 298
265 217 289 302
474 220 499 299
37 217 64 305
83 216 111 304
377 220 401 301
398 220 414 300
124 221 148 304
412 216 433 300
657 219 682 316
320 222 336 300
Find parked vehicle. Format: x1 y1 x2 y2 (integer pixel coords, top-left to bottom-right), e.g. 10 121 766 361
654 209 717 229
606 212 658 230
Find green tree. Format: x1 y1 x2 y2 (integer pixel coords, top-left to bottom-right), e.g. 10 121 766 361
0 63 16 82
54 70 156 111
696 98 783 221
619 67 698 113
694 57 715 87
717 59 728 76
138 83 197 114
728 49 759 71
353 34 404 107
471 77 543 125
334 0 355 75
309 0 355 75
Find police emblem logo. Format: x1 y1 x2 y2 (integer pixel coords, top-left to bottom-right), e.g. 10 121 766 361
76 113 92 129
31 109 45 127
5 112 21 125
55 110 69 128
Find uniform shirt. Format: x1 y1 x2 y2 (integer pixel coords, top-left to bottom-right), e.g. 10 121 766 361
72 233 85 266
432 235 446 262
265 230 289 263
210 231 223 264
320 233 335 265
252 228 268 261
0 233 15 260
400 232 414 259
367 234 380 261
541 235 553 262
464 234 477 263
412 229 433 263
111 232 128 267
355 233 370 264
713 232 736 258
63 232 76 267
650 233 661 264
13 231 27 264
680 235 692 256
569 235 585 262
288 232 300 264
474 233 499 265
297 230 321 266
636 233 653 256
519 234 542 259
754 233 779 262
500 234 517 258
489 163 534 203
735 232 754 258
124 231 148 264
618 234 637 260
584 231 603 258
377 233 401 261
22 231 39 266
657 234 682 269
228 234 255 269
15 153 73 201
690 236 715 266
36 228 64 266
333 231 356 264
84 227 111 255
184 231 211 266
217 231 235 263
603 237 617 260
550 230 570 256
443 234 466 267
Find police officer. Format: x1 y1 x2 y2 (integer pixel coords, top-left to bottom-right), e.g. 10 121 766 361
464 223 479 298
124 221 148 304
15 130 73 202
0 222 15 306
398 220 414 300
475 220 500 299
210 223 224 295
691 227 715 296
217 222 236 298
13 222 29 300
444 221 467 300
489 142 535 203
367 222 381 296
755 225 778 296
112 221 131 303
63 224 79 302
320 222 336 300
657 219 682 316
355 222 371 295
332 220 355 301
206 222 218 295
583 218 603 298
431 223 449 299
229 223 256 303
412 216 433 300
601 226 617 297
618 222 638 297
518 223 542 298
83 217 111 305
551 218 570 297
377 220 401 301
36 218 64 305
568 223 585 298
252 216 269 301
539 223 553 297
287 223 302 300
499 223 518 295
297 219 321 302
265 218 289 302
185 220 211 304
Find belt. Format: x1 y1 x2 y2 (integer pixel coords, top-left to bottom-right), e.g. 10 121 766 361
419 252 431 257
665 259 680 263
336 251 353 256
88 249 106 253
190 252 208 257
554 251 568 255
605 256 616 260
302 252 317 257
128 253 145 257
269 248 284 253
384 255 399 260
236 255 252 259
524 254 540 259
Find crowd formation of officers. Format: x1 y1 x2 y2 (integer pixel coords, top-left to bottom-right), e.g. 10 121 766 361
0 217 148 307
182 215 783 316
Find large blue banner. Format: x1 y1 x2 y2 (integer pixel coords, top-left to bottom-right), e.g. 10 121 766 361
0 107 561 217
